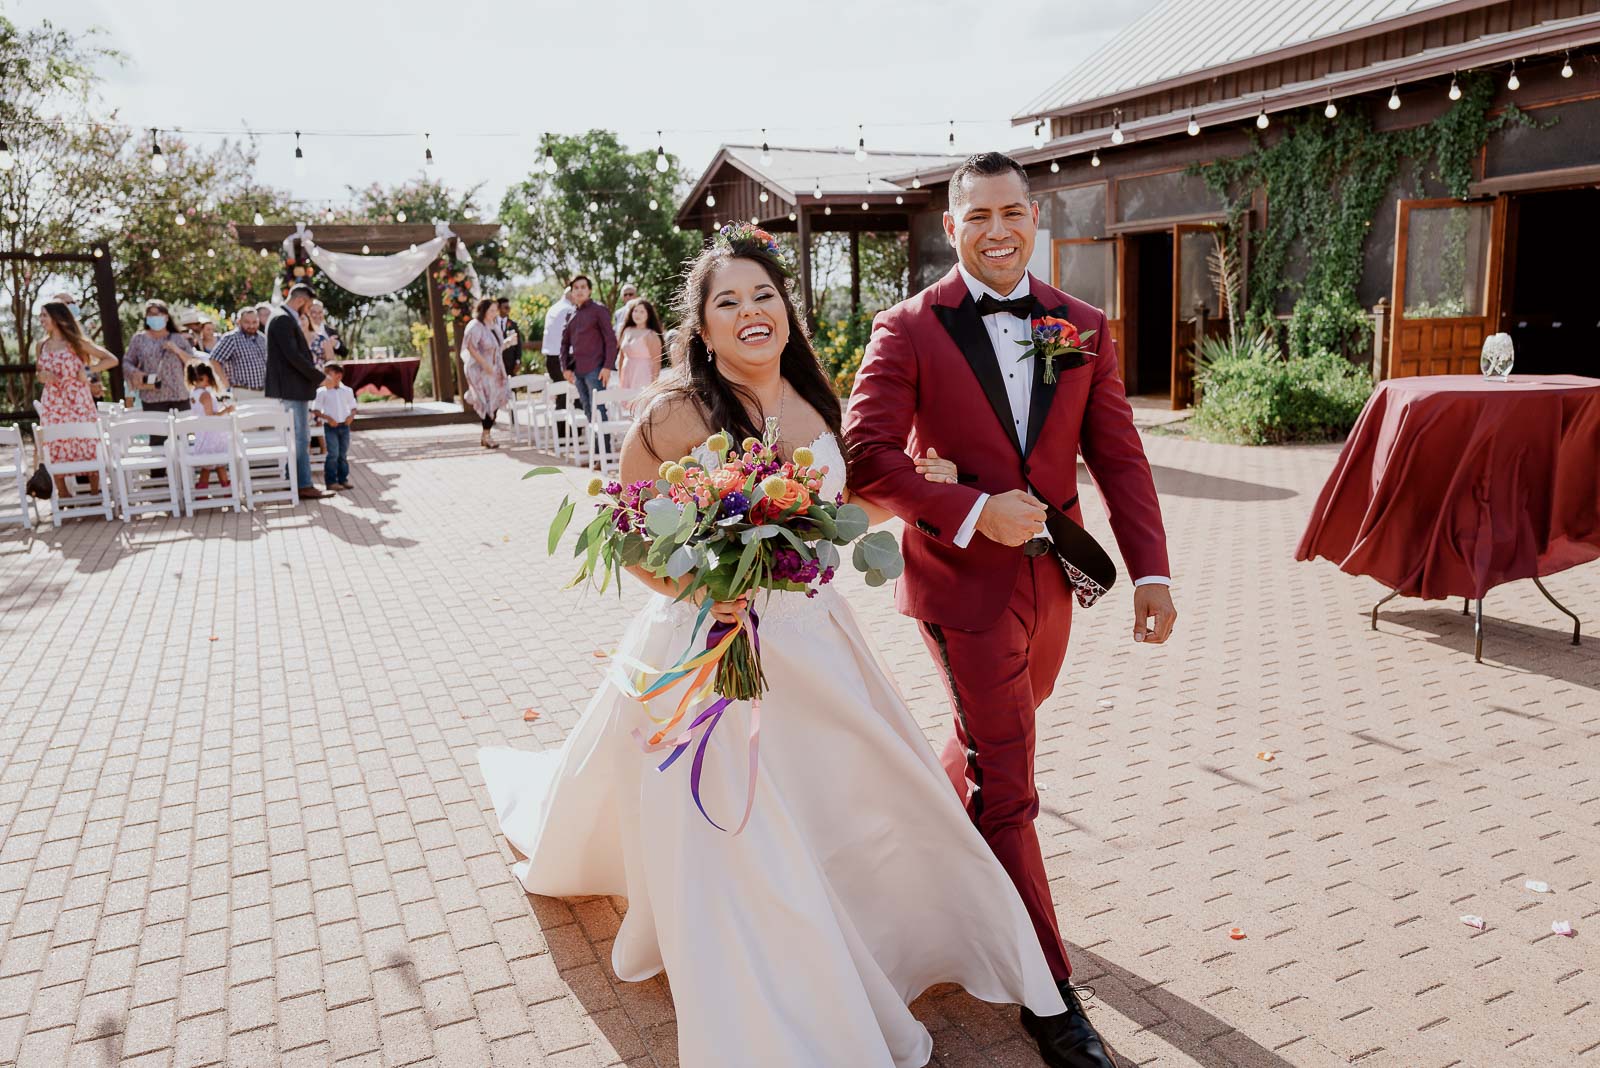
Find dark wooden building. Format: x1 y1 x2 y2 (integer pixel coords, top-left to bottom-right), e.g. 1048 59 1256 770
899 0 1600 408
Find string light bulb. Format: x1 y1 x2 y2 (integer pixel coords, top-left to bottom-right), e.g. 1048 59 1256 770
1110 110 1125 144
206 248 215 258
1050 159 1060 173
824 205 833 215
424 132 433 166
655 132 669 173
588 200 599 212
1324 99 1338 119
1561 52 1573 79
1187 114 1200 136
1256 106 1270 129
1032 119 1046 150
760 131 772 167
1448 74 1462 101
895 194 904 204
705 193 715 208
855 125 867 163
1388 85 1401 110
0 137 13 172
361 244 370 254
293 131 305 176
149 129 167 174
948 119 956 153
396 210 407 222
1507 63 1520 91
253 210 264 226
544 144 558 175
648 198 658 211
759 188 769 203
813 179 822 199
861 199 869 211
150 248 160 260
911 174 922 189
1091 150 1101 167
787 211 797 222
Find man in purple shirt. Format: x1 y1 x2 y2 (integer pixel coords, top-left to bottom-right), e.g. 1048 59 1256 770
558 274 618 422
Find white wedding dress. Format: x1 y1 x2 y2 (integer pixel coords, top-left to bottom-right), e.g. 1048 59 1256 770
479 433 1063 1067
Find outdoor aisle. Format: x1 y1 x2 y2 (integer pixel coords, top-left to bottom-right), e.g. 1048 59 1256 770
0 423 1596 1067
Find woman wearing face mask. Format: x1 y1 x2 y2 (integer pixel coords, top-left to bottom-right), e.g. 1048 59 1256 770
124 299 201 420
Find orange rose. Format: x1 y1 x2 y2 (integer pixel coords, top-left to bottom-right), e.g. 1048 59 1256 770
710 467 746 496
762 478 810 517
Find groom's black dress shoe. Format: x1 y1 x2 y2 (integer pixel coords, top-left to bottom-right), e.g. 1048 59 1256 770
1020 983 1118 1068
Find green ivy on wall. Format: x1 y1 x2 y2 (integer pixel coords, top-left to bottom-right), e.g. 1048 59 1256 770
1191 73 1540 359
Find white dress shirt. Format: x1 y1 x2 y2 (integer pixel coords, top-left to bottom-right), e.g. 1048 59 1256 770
949 263 1170 588
542 298 577 358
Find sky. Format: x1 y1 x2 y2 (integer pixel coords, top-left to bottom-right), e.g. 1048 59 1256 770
5 0 1160 213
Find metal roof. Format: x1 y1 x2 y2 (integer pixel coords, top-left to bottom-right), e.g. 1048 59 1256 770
1016 0 1482 120
716 144 954 199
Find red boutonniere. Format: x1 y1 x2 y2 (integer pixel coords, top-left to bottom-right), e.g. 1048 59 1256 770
1015 315 1096 384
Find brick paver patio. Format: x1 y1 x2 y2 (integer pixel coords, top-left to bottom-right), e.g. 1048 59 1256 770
1 423 1595 1067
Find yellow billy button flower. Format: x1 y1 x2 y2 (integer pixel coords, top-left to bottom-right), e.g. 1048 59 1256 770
791 446 815 468
741 437 761 453
586 477 605 497
706 432 729 453
658 460 675 479
665 464 688 485
760 475 787 497
678 455 696 469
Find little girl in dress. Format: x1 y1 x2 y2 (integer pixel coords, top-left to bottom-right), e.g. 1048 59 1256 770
186 362 235 489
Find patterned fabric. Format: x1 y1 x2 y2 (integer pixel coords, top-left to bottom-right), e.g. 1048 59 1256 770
208 329 267 391
187 388 231 456
1063 560 1107 609
125 331 194 404
461 320 511 420
36 346 97 463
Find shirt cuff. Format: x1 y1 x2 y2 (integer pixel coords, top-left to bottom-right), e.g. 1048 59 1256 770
953 493 989 549
1132 575 1172 587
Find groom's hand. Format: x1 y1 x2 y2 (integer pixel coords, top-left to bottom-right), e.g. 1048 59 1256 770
1133 584 1177 645
976 490 1047 546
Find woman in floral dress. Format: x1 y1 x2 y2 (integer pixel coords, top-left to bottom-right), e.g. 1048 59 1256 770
462 297 512 449
35 301 118 498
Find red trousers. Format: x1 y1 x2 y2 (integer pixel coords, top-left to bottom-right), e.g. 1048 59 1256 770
921 553 1074 981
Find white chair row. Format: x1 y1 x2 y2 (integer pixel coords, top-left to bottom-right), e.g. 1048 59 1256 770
504 375 642 473
11 403 302 528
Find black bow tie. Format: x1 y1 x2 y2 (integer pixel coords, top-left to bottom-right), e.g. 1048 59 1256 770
974 293 1036 319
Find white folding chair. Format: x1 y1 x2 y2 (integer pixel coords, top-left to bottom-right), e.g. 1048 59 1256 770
233 407 299 509
586 387 642 473
32 422 114 526
0 425 36 529
171 413 242 514
545 382 589 464
106 414 181 520
506 374 547 447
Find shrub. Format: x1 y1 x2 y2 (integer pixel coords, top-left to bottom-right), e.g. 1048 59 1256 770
813 311 874 395
1191 337 1371 445
1286 290 1372 361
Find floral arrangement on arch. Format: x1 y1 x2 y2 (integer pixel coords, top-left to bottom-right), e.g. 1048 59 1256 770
278 248 317 298
431 257 475 320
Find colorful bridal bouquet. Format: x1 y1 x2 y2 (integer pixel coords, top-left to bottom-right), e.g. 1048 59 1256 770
529 420 902 833
1016 315 1096 384
533 418 902 702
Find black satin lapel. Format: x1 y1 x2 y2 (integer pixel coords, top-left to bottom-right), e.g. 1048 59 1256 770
934 297 1022 457
1023 301 1070 457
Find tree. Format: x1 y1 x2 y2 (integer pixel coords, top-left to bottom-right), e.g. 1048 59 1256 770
498 131 698 320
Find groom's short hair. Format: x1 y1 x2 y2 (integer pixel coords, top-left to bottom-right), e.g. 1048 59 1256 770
949 152 1030 210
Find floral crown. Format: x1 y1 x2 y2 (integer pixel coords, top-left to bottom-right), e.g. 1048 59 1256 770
714 223 793 274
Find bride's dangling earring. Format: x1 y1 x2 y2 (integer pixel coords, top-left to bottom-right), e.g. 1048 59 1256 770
706 347 715 365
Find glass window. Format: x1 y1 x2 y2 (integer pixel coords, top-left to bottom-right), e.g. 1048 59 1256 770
1115 170 1222 223
1040 183 1107 239
1402 203 1492 318
1176 228 1222 318
1485 100 1600 178
1053 241 1119 318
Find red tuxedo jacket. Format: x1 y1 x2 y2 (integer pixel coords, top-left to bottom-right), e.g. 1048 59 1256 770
844 267 1170 630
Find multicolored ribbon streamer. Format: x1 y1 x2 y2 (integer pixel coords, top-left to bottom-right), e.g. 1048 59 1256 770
620 604 762 835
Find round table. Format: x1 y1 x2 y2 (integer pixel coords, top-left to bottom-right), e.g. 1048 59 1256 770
1296 374 1600 659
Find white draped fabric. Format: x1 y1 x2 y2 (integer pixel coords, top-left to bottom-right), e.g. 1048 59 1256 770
477 432 1064 1068
279 221 480 299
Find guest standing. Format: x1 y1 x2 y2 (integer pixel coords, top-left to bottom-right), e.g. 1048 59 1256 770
558 275 616 422
496 297 524 376
462 298 512 450
209 307 269 398
34 301 118 499
50 291 104 401
541 285 576 423
266 283 331 500
124 299 199 418
615 298 663 394
307 300 347 367
312 362 357 490
612 282 638 330
185 363 235 490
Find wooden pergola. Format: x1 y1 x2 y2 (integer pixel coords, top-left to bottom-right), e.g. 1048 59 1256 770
234 222 500 402
676 146 950 328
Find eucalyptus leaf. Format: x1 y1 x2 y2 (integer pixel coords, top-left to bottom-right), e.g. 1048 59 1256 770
832 503 869 543
864 569 888 587
666 544 697 581
644 497 681 538
806 508 837 540
815 540 839 570
740 525 780 546
547 498 575 556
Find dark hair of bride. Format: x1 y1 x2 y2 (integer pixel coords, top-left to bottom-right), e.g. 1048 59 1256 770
637 233 842 464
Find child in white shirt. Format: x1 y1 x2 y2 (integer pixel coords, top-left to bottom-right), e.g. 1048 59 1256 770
311 363 357 490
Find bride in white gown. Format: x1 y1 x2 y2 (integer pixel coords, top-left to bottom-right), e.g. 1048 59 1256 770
479 228 1064 1067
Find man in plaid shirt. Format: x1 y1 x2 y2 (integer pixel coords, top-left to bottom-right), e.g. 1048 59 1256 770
210 306 269 397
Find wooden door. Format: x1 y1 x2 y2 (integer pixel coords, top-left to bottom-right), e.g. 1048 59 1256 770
1051 236 1124 379
1389 197 1503 378
1171 222 1224 410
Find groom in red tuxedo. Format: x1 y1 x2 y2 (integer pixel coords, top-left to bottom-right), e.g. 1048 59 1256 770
845 152 1177 1068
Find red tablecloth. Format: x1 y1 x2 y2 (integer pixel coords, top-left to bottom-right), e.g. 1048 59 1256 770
1296 374 1600 599
341 358 420 403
